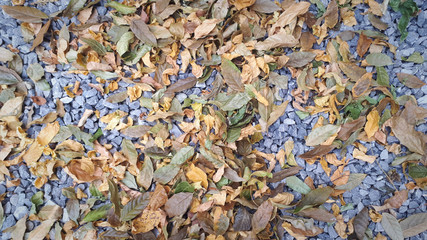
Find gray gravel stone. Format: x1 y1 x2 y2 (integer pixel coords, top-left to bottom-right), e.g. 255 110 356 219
13 206 29 220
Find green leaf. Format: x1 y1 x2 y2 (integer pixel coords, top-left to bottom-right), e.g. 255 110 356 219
294 186 333 213
212 92 252 111
89 183 104 199
398 15 410 41
116 32 134 56
0 66 20 85
82 204 112 222
81 38 107 56
62 187 77 200
153 164 180 184
335 173 366 191
34 79 51 91
122 171 138 190
408 165 427 179
1 5 48 23
121 139 138 166
381 213 404 240
296 111 310 119
89 128 103 142
305 124 340 146
376 66 389 86
221 58 244 92
366 53 393 67
27 63 44 82
91 71 119 80
67 125 93 148
170 146 194 165
285 176 311 194
404 52 424 64
105 1 137 14
30 191 44 214
62 0 87 18
120 193 150 221
174 181 195 193
108 179 121 216
227 128 241 143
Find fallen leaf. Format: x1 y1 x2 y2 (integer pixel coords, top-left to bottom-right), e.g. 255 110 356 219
131 19 157 47
194 19 220 39
396 73 426 89
399 212 427 238
121 193 150 221
28 219 56 240
298 208 336 223
186 163 208 188
164 192 193 217
366 53 393 66
285 51 317 68
353 208 370 240
306 124 340 146
1 5 48 23
131 209 161 234
251 200 273 234
31 19 51 51
294 186 333 213
381 213 404 240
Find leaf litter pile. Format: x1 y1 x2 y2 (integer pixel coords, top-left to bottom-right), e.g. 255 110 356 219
0 0 426 239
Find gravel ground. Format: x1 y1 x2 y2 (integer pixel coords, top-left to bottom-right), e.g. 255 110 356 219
0 0 426 239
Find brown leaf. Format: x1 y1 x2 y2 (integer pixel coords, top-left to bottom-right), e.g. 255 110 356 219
285 51 317 68
231 0 256 10
365 109 379 138
251 0 281 13
254 32 298 51
338 116 366 141
193 19 220 39
233 208 252 231
131 209 161 234
130 19 157 47
338 62 367 82
251 200 273 234
353 207 370 240
357 33 373 58
295 186 333 213
164 76 198 98
298 208 336 223
31 96 47 106
368 13 388 31
31 19 51 51
325 0 338 28
147 185 167 210
391 116 426 155
384 190 408 209
164 192 193 217
121 125 151 138
1 5 48 23
268 166 302 182
352 73 371 98
28 219 56 240
299 145 336 159
396 73 426 89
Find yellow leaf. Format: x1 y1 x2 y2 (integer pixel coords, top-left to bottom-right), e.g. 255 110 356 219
131 209 162 234
270 193 294 205
353 148 376 163
320 158 331 177
23 122 59 166
365 109 379 138
186 163 208 188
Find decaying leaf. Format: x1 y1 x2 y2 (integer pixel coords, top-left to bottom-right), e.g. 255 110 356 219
396 73 426 89
399 213 427 238
251 200 273 234
1 5 48 23
381 213 404 240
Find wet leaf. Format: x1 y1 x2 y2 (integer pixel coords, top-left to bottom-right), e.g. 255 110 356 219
306 124 340 146
381 213 404 240
366 53 393 66
121 193 150 222
251 200 273 234
164 192 193 217
1 5 48 23
399 213 427 238
81 38 107 56
396 73 426 89
285 176 311 194
130 19 157 47
353 207 370 240
285 51 317 68
294 186 333 213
